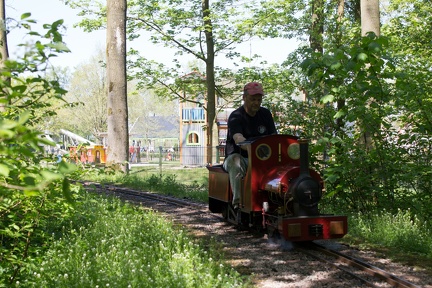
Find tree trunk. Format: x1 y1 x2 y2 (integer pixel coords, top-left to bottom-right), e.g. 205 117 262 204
203 0 216 164
310 0 324 54
106 0 129 173
360 0 380 151
361 0 380 36
0 0 9 112
336 0 345 133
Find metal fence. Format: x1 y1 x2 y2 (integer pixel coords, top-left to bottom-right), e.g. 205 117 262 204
130 146 225 166
43 144 225 167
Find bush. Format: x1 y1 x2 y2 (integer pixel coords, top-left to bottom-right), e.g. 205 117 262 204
0 15 77 285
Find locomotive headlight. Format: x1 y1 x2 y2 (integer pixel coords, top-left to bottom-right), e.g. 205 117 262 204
287 143 300 160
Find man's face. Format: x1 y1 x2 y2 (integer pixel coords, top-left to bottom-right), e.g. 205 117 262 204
243 93 263 114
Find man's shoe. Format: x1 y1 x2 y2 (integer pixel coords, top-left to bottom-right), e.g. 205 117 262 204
233 203 239 211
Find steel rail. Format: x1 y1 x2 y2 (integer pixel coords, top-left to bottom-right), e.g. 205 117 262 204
301 242 421 288
81 181 207 209
295 245 379 287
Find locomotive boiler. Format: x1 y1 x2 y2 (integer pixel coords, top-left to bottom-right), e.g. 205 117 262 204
207 134 347 241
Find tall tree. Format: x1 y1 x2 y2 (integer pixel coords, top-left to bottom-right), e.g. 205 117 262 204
67 0 260 164
106 0 128 173
126 0 254 164
0 0 7 59
53 50 108 141
310 0 324 54
0 0 7 62
202 0 216 164
0 0 9 112
360 0 380 150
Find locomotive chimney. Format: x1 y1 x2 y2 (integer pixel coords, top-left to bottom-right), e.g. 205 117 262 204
299 139 310 176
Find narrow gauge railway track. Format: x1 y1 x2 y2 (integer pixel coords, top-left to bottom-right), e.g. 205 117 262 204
80 181 208 211
81 181 424 287
296 242 421 288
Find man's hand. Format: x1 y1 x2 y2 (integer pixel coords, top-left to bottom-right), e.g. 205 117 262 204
233 133 250 151
233 133 246 144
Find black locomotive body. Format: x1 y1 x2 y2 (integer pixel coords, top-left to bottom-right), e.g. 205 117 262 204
207 134 347 241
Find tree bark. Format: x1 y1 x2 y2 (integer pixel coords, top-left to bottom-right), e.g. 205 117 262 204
361 0 380 36
310 0 324 54
360 0 380 151
0 0 9 112
203 0 216 164
106 0 129 173
336 0 345 133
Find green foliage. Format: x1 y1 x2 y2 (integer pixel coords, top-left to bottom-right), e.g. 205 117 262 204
51 49 108 141
347 209 432 258
291 30 432 218
21 192 246 287
0 15 79 285
68 0 266 104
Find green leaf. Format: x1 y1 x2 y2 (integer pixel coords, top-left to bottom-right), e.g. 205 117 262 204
21 13 31 20
17 111 31 126
62 178 74 204
0 118 19 130
333 110 346 119
58 161 77 174
357 53 368 61
47 42 71 53
0 129 15 138
0 164 10 177
52 19 65 29
38 137 56 147
320 94 335 104
40 170 63 181
23 176 36 186
23 190 40 197
325 174 339 183
330 62 341 70
12 85 27 94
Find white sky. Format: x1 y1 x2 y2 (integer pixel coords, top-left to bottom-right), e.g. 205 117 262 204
6 0 298 71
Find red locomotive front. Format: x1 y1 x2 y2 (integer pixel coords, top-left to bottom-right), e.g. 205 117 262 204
208 134 347 242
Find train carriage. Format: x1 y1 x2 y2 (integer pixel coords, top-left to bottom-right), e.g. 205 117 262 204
207 134 347 242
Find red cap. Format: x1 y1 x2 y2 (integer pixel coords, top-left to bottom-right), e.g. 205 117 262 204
244 82 264 96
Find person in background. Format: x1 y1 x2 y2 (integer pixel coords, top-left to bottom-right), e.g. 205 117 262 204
129 144 135 162
223 82 277 210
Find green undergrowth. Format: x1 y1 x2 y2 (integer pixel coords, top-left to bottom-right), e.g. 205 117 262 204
339 209 432 271
18 191 248 287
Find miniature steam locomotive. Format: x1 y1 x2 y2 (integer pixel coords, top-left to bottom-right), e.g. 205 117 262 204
207 134 347 241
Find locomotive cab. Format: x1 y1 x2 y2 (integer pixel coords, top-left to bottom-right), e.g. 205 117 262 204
207 134 348 241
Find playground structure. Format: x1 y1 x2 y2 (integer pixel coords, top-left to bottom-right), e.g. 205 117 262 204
68 145 107 164
56 129 107 164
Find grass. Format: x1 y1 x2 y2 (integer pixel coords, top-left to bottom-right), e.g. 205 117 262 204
340 209 432 269
19 191 248 287
88 165 210 203
130 165 209 186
